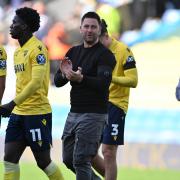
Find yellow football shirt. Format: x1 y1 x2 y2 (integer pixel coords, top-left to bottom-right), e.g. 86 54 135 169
13 36 51 115
109 38 137 112
0 46 7 76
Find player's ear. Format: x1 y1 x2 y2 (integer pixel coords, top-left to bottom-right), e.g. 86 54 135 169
98 26 102 36
105 32 109 39
21 24 28 30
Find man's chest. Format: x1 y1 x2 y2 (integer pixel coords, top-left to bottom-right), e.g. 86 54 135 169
71 50 99 75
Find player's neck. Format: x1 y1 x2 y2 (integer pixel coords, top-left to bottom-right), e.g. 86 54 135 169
18 34 33 47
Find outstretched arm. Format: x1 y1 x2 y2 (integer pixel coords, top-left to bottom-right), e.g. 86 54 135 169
0 65 46 117
112 68 138 88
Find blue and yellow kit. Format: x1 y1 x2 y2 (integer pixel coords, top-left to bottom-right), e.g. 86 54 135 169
12 36 51 115
109 38 138 112
0 46 7 76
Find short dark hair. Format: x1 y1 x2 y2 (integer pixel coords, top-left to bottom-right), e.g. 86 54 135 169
101 19 108 35
16 7 40 33
81 11 101 25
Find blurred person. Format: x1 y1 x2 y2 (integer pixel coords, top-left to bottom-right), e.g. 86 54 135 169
54 12 116 180
96 3 121 38
0 45 7 104
0 45 7 126
170 0 180 9
33 0 52 40
3 0 33 8
2 35 17 104
2 0 33 35
92 19 138 180
44 22 71 60
77 0 96 17
175 79 180 101
7 0 24 8
0 7 64 180
44 22 71 84
63 2 83 45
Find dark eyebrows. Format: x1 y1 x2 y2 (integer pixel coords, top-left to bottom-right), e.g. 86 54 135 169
83 24 98 28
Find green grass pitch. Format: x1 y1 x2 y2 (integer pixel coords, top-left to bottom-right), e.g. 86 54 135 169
0 162 180 180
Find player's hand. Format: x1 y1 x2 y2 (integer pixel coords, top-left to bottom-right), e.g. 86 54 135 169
175 79 180 101
0 101 16 117
60 57 72 75
65 67 83 82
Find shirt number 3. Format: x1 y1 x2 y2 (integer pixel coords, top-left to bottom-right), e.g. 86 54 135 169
111 124 119 136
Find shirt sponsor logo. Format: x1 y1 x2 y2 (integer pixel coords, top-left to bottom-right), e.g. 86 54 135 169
14 63 25 73
36 54 46 65
0 60 6 69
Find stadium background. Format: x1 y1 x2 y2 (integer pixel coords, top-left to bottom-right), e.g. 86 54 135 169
0 0 180 179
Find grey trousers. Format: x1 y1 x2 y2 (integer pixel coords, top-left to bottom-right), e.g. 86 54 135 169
62 112 107 180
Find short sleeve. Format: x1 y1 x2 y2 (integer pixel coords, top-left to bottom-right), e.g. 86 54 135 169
123 47 136 70
0 46 7 76
30 45 48 67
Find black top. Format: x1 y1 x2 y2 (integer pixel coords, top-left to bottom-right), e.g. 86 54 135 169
54 42 116 113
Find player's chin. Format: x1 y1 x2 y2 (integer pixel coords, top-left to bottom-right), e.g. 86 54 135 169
85 39 96 45
10 33 18 39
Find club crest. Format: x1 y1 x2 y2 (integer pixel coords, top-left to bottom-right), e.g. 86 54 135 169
126 56 135 63
0 60 6 69
36 54 46 65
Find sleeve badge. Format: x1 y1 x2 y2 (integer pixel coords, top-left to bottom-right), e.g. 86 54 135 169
126 56 135 63
36 54 46 65
0 60 6 69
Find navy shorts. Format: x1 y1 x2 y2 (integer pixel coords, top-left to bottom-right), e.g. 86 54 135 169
102 102 126 145
5 113 52 152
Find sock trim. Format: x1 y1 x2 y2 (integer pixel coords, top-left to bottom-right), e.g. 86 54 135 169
4 161 20 173
44 161 58 176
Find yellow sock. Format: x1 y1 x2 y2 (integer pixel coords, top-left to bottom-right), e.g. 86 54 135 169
48 168 64 180
3 161 20 180
44 161 64 180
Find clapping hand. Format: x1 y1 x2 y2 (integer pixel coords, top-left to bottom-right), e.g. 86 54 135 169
60 57 83 82
60 57 72 75
65 67 83 82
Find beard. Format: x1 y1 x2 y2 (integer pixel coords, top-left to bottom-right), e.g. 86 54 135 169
84 35 98 45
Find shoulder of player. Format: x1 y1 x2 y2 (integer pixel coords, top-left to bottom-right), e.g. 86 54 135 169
66 44 82 56
30 36 47 51
0 45 6 53
32 41 47 54
99 43 114 58
98 45 116 67
0 45 4 50
70 44 82 51
113 41 133 60
115 40 129 51
0 45 7 60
